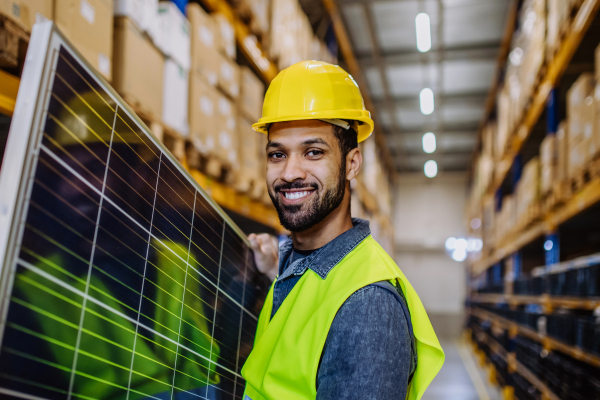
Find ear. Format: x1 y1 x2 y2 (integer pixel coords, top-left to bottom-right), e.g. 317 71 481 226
346 148 362 181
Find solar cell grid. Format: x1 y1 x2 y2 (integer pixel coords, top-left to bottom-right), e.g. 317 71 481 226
0 23 266 400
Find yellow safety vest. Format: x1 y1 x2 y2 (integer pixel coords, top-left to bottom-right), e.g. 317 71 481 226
241 235 445 400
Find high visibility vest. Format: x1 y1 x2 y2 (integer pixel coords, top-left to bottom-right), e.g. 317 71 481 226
241 235 445 400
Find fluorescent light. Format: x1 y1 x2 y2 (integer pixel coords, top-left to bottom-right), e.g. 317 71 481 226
424 160 437 178
455 238 468 251
422 132 436 153
420 88 434 115
415 13 431 52
451 249 467 262
445 237 457 251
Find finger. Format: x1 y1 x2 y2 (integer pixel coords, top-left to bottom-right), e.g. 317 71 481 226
248 235 260 249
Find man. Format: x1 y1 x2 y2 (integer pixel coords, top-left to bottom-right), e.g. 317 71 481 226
241 61 444 400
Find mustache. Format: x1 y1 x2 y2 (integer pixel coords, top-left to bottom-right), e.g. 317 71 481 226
274 181 318 192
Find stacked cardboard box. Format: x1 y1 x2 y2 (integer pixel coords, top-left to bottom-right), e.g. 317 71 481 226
497 195 516 241
55 0 114 80
482 122 496 162
188 3 219 86
234 115 261 194
216 93 237 166
247 0 270 35
0 0 53 69
496 86 511 160
189 74 218 154
515 157 540 222
113 16 164 120
216 51 240 99
547 0 577 59
482 197 496 253
498 0 545 148
114 0 158 34
269 0 336 69
540 135 558 195
239 66 265 122
158 1 190 137
556 121 568 183
213 12 235 60
0 0 53 32
566 73 595 177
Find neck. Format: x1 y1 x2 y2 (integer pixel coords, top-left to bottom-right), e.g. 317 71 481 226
291 190 353 251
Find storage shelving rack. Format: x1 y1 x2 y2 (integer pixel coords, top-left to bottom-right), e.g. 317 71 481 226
467 0 600 398
0 0 397 240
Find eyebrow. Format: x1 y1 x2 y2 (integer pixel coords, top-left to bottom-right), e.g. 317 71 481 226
302 138 331 147
266 138 331 150
266 141 283 150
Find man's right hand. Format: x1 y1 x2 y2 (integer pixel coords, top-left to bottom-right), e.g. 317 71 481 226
248 233 279 282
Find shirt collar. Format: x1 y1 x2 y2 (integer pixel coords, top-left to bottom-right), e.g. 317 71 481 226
277 218 371 281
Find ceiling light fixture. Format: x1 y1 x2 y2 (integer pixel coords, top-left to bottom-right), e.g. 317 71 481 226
415 13 431 52
424 160 437 178
420 88 434 115
422 132 436 153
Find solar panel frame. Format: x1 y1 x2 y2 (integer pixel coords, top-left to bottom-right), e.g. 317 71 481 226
0 21 260 400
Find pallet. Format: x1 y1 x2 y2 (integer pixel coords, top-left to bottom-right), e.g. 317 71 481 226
515 201 542 232
122 94 189 162
541 180 570 213
568 158 600 194
0 13 29 72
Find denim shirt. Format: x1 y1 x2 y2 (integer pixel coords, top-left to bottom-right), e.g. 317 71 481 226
271 218 412 399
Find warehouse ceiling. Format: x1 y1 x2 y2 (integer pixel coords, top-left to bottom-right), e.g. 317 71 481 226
334 0 511 172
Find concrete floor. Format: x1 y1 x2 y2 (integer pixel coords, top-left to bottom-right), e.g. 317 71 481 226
422 341 501 400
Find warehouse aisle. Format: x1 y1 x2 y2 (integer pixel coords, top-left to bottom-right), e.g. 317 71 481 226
423 341 501 400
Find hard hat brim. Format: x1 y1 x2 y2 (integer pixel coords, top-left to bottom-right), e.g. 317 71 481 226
252 114 374 143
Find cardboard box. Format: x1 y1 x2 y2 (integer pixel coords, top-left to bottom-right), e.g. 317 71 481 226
113 16 164 120
239 66 264 121
217 93 237 164
0 0 53 31
157 1 190 70
217 51 240 99
114 0 144 28
540 134 557 194
247 0 269 34
54 0 113 80
234 114 260 192
163 58 189 136
189 73 218 153
188 2 219 87
114 0 158 34
567 73 595 146
568 139 588 178
557 121 568 182
213 12 235 60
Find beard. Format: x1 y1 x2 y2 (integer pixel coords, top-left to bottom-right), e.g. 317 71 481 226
268 162 347 232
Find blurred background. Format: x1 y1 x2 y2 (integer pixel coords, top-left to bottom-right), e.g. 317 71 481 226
1 0 600 399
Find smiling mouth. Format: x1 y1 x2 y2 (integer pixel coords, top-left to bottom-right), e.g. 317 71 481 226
282 190 314 200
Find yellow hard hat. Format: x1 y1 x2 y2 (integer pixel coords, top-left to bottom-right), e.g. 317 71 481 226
252 60 374 142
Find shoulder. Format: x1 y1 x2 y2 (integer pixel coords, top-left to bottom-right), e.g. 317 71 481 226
332 283 410 337
344 283 405 309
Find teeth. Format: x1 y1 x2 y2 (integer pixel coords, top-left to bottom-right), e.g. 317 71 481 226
284 191 311 200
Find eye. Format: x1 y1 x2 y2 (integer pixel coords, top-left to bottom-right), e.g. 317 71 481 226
268 152 286 160
306 149 324 157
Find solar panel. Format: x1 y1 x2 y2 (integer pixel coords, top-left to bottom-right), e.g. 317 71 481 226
0 22 265 400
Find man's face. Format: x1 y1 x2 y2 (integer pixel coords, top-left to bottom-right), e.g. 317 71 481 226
266 120 348 232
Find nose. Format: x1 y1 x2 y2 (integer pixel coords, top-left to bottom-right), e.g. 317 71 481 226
281 154 307 182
